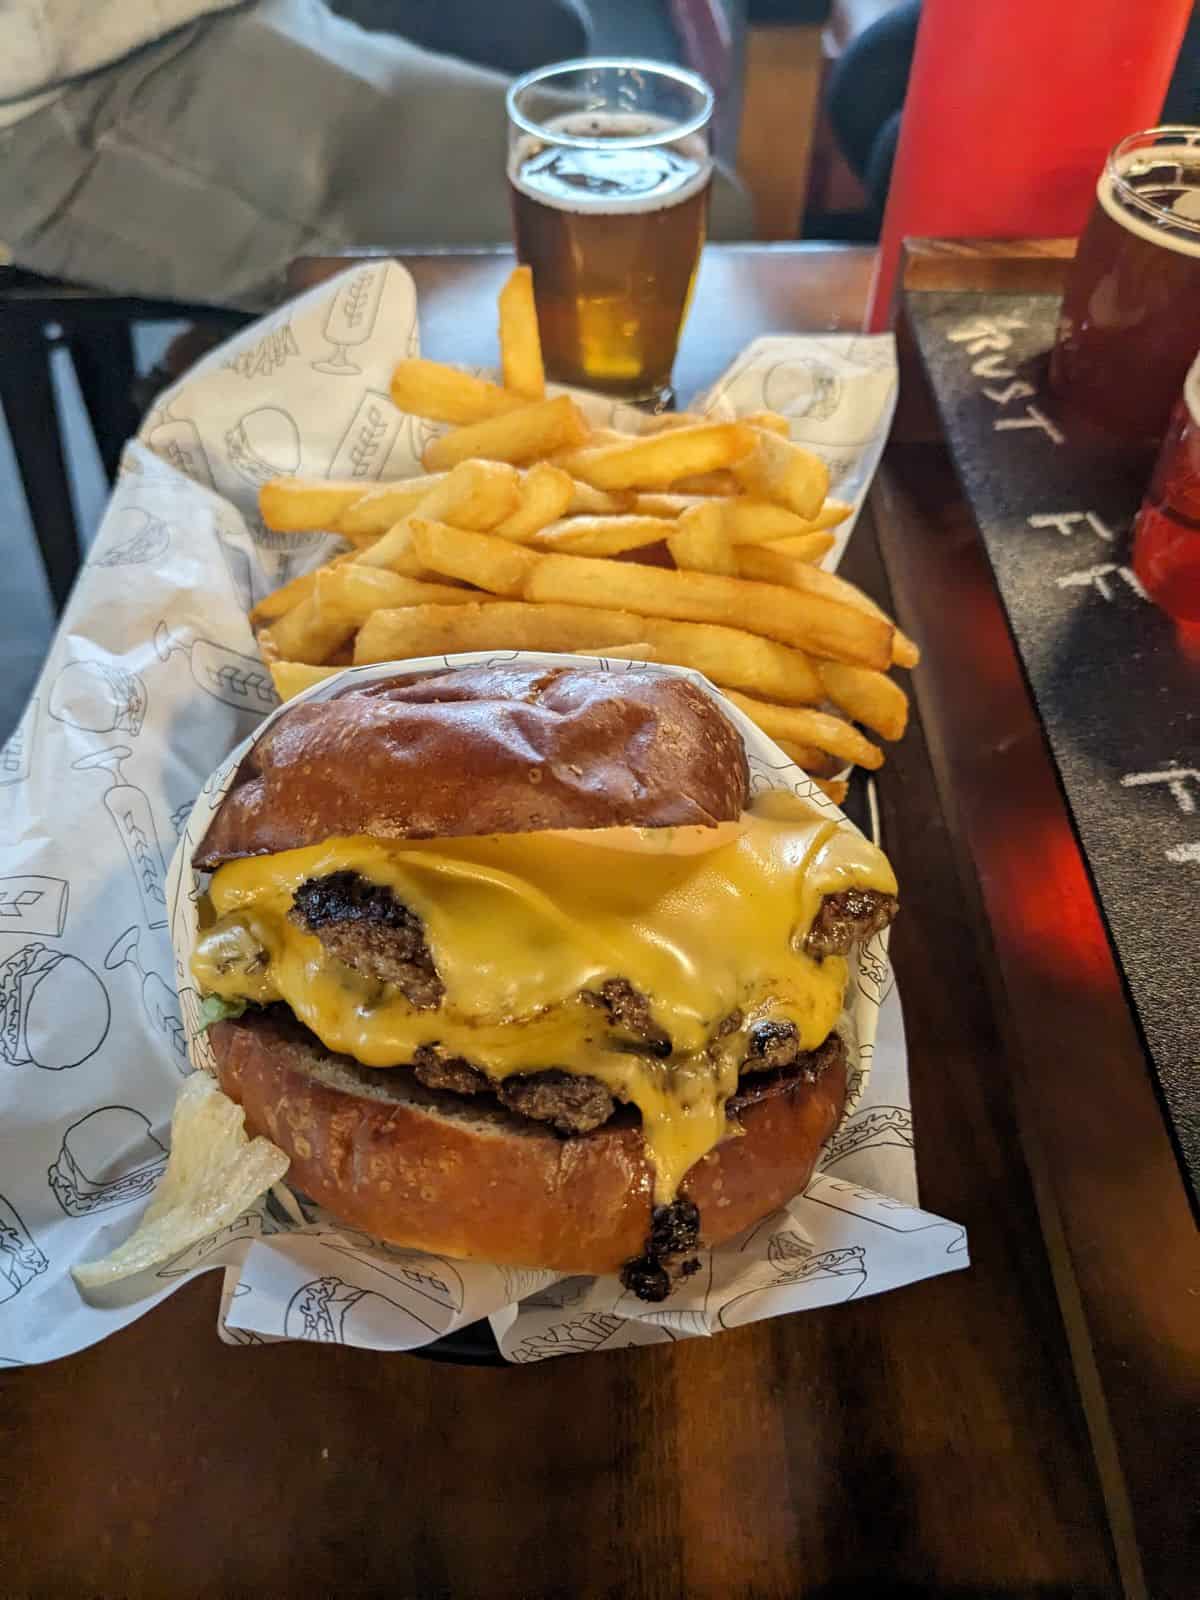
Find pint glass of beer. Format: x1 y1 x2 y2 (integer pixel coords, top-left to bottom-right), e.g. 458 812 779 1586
507 58 714 403
1050 126 1200 445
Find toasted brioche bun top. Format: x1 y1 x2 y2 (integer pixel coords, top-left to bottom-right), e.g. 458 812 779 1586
194 665 750 868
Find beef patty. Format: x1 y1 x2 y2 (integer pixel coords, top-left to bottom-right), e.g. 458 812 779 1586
287 870 884 1136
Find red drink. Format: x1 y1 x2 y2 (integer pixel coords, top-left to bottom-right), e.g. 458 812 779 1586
1133 356 1200 624
1050 128 1200 445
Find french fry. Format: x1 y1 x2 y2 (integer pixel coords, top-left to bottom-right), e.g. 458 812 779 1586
517 546 894 667
353 601 823 702
811 776 850 807
767 531 837 564
672 470 741 495
566 478 636 515
269 661 342 701
721 498 831 546
734 544 916 668
667 502 738 576
408 517 539 597
389 358 523 425
559 421 757 491
732 431 829 520
493 463 573 539
725 691 884 771
634 493 705 518
817 661 909 742
355 460 522 575
636 411 706 433
262 565 483 664
249 548 360 625
259 477 370 533
498 265 545 400
771 737 831 772
424 394 589 471
336 475 450 540
808 500 852 532
532 514 678 557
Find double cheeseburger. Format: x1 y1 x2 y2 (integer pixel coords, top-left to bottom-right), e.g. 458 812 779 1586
192 665 897 1300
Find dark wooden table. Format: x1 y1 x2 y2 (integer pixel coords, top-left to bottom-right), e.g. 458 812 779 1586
3 245 1195 1600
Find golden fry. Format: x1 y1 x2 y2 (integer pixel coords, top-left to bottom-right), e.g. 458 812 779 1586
559 420 757 492
517 547 894 668
671 470 741 495
740 410 791 437
249 548 358 625
767 531 836 564
269 661 342 701
818 661 909 742
259 477 368 534
667 502 738 576
721 498 828 546
735 544 916 668
498 266 545 400
353 601 823 702
408 518 539 597
633 493 706 518
355 460 521 575
565 478 636 516
725 691 884 771
261 565 480 664
532 514 677 557
336 475 449 540
493 462 573 539
424 394 589 471
636 411 706 433
389 359 523 425
732 431 829 520
811 776 850 807
771 737 830 772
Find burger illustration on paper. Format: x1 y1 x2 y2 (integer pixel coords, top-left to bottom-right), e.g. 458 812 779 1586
225 406 301 490
49 659 147 737
0 942 110 1070
94 507 171 568
0 1195 49 1305
48 1106 168 1216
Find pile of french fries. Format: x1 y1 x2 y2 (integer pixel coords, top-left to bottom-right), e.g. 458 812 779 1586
254 267 917 806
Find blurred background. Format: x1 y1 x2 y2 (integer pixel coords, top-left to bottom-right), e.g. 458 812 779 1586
2 0 1197 740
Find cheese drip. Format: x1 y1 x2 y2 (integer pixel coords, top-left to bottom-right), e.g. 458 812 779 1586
193 792 895 1201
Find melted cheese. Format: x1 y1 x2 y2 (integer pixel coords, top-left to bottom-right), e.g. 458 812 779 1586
192 793 895 1202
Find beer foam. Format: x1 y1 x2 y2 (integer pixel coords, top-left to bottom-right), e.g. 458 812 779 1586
1097 163 1200 260
510 114 711 215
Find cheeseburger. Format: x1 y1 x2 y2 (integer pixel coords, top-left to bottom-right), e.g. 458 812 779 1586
191 665 897 1300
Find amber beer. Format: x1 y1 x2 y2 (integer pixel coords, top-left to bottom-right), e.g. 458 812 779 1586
507 61 714 402
1050 127 1200 443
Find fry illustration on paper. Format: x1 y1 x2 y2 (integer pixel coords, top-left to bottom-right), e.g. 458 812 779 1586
225 405 301 489
154 623 277 716
327 390 404 480
505 1311 673 1363
0 1195 49 1304
73 746 169 928
145 415 216 491
224 316 300 380
50 659 147 736
48 1106 168 1216
0 697 38 788
105 925 190 1073
93 506 171 568
311 265 387 375
0 943 110 1070
0 875 69 938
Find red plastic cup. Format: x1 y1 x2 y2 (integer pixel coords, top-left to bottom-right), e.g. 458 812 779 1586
1132 354 1200 624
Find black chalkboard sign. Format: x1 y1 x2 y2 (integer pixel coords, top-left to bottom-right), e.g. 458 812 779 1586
907 291 1200 1201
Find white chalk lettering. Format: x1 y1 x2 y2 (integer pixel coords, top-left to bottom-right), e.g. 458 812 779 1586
994 404 1065 445
971 352 1017 380
1085 512 1116 544
1121 767 1200 815
983 380 1036 406
947 315 1025 356
1056 564 1147 602
1166 841 1200 864
1029 512 1086 537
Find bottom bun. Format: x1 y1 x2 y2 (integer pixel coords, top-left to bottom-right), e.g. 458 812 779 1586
210 1011 848 1276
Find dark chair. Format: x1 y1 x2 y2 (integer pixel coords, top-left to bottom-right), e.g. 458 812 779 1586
0 268 250 611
